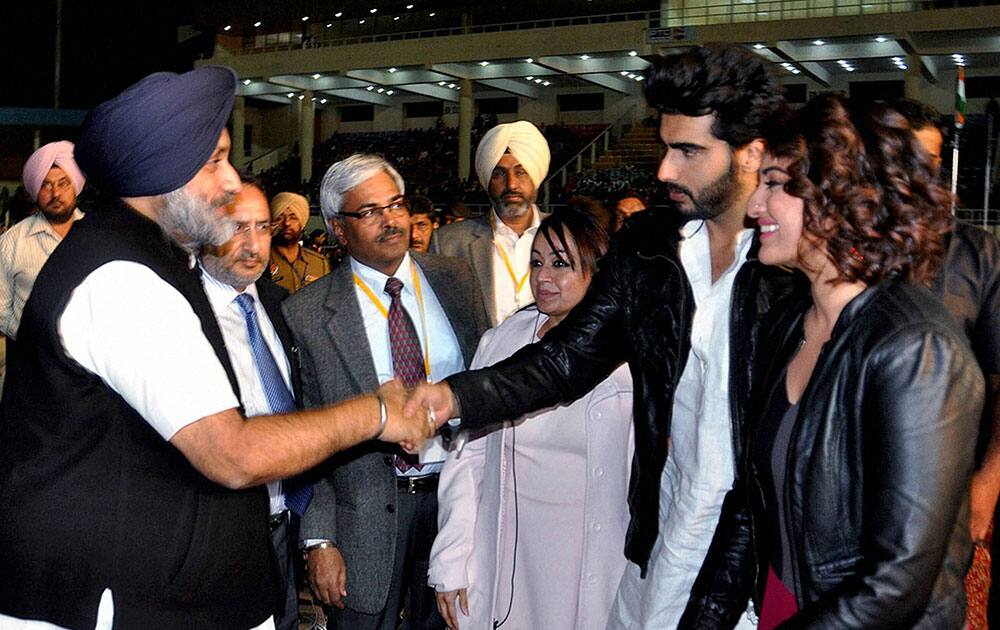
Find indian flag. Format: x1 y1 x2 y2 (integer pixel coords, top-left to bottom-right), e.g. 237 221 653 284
956 66 967 130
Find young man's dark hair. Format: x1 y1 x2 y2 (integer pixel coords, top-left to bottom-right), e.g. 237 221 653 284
409 194 435 218
644 44 786 147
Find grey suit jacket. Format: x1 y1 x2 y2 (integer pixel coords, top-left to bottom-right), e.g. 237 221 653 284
432 215 496 326
433 209 547 327
280 252 488 615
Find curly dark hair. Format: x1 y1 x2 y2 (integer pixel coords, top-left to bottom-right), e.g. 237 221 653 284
764 94 951 285
889 98 945 135
644 44 786 148
537 205 610 277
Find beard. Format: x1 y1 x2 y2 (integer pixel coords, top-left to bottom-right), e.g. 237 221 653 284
157 187 236 254
41 202 76 225
665 159 740 222
201 249 265 290
490 190 534 220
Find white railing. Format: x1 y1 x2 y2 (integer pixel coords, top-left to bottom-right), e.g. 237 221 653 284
542 105 638 211
228 0 988 56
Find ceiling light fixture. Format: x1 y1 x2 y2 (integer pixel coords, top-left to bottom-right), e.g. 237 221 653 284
448 83 456 88
753 43 765 49
479 61 490 66
301 16 309 21
223 25 232 31
525 57 534 63
620 70 629 76
429 12 436 16
628 50 638 57
874 35 887 42
388 67 397 72
326 23 333 27
377 87 385 93
534 78 543 84
580 54 591 60
242 79 252 85
406 3 414 8
542 80 551 86
386 90 394 95
312 73 322 79
359 19 366 23
394 16 400 20
438 81 446 86
335 11 343 17
287 93 294 98
366 85 374 91
320 98 328 104
370 8 378 13
813 39 824 46
526 75 534 80
298 94 305 100
254 21 262 27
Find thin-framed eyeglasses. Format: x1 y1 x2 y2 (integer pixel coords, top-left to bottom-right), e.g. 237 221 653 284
339 198 410 224
233 221 272 238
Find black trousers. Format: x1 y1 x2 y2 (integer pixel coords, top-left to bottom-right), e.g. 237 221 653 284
328 483 445 630
271 513 300 630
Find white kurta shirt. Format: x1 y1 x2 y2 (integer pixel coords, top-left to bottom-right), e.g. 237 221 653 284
489 207 540 324
1 260 272 630
608 220 755 630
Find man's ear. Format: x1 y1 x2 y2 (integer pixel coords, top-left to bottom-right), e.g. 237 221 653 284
736 138 766 174
329 219 348 246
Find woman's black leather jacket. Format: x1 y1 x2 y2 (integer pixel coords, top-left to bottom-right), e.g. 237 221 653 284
680 281 984 629
446 210 799 576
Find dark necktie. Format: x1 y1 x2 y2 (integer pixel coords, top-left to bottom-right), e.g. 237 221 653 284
234 293 313 516
384 277 426 472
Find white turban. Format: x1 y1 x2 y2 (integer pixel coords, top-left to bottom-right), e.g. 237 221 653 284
474 121 551 191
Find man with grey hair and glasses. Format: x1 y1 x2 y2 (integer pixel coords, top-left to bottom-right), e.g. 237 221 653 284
282 153 488 630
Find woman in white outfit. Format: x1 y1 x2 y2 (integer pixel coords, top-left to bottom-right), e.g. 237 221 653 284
428 208 634 630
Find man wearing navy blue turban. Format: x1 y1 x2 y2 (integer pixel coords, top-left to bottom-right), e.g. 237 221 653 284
0 67 436 629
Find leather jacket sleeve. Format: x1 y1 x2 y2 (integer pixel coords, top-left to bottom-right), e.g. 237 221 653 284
678 487 757 629
446 236 630 431
787 325 983 628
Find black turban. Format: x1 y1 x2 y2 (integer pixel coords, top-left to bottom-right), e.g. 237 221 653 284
75 66 237 198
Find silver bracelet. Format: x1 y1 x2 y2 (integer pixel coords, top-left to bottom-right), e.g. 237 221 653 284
372 394 388 439
303 540 335 552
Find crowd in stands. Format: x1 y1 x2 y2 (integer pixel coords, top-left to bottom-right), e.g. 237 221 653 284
256 119 616 216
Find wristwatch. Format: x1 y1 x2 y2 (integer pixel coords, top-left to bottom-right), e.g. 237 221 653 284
302 540 335 553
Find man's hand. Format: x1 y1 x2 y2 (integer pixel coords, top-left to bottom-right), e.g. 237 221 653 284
970 469 1000 542
307 546 348 609
377 379 435 447
404 381 458 429
435 588 469 630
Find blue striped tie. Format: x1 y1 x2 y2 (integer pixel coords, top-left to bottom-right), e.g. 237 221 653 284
234 293 312 516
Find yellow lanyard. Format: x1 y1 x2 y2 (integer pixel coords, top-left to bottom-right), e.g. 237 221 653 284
353 265 431 379
490 213 530 295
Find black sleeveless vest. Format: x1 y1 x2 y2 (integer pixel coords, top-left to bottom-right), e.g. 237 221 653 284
0 201 279 629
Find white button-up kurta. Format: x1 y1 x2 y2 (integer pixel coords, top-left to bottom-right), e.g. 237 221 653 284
608 221 755 630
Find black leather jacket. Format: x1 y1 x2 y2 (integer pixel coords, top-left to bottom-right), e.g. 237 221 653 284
680 282 984 629
447 210 800 575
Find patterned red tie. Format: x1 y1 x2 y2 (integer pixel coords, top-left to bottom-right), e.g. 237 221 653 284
384 277 426 472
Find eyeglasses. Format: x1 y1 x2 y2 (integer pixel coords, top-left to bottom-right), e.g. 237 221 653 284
40 178 73 194
233 222 271 237
340 198 410 223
